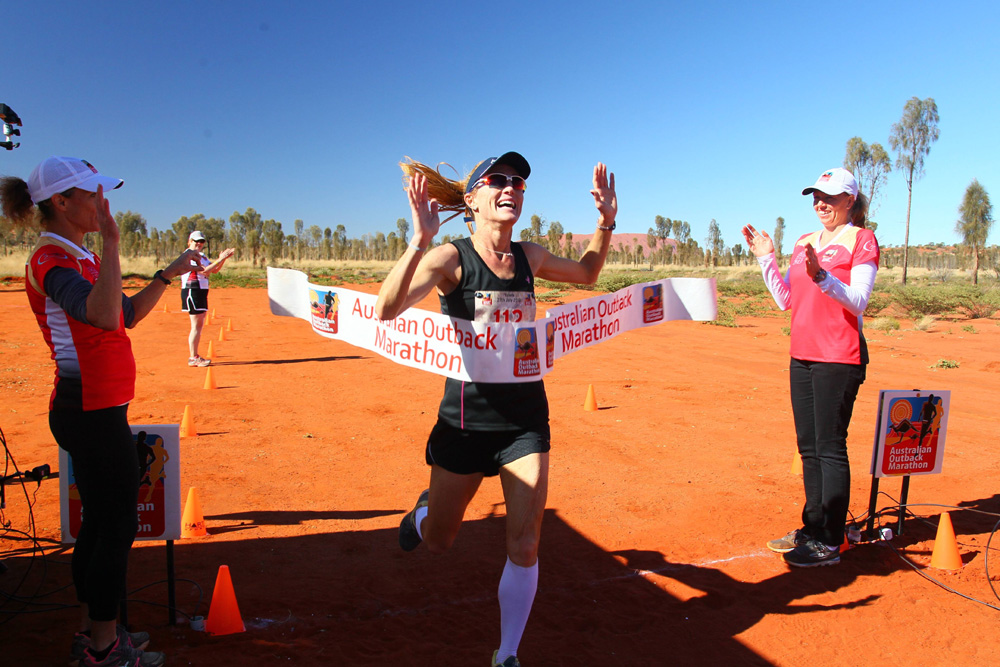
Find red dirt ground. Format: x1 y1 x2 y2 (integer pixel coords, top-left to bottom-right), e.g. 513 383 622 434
2 281 999 666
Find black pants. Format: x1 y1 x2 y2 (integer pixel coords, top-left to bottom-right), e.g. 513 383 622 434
789 358 865 547
50 405 138 621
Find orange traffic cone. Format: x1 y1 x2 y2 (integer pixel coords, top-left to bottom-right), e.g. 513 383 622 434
205 565 245 636
226 318 233 332
162 302 169 313
180 405 197 437
791 452 802 475
181 487 208 538
841 532 851 553
204 366 217 390
218 326 226 342
211 308 217 324
929 512 962 570
206 340 215 360
584 384 598 412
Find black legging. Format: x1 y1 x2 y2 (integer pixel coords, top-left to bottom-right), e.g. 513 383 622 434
50 405 139 621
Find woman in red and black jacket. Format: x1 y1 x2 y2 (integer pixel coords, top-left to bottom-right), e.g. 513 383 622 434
2 156 197 667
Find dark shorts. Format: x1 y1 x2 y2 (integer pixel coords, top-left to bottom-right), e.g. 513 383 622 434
181 287 209 313
425 419 550 477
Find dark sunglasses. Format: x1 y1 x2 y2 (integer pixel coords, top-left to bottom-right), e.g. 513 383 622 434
476 173 527 191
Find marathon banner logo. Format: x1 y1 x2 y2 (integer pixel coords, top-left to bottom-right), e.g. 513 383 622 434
267 267 717 383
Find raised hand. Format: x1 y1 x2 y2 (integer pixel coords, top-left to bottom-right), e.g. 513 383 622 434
95 185 120 245
590 163 617 222
407 173 441 247
742 225 774 257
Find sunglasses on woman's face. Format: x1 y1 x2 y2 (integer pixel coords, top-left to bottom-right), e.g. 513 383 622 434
476 173 527 191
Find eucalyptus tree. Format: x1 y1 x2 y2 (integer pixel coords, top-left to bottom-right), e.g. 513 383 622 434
956 179 993 285
396 218 409 245
844 137 891 218
773 217 785 265
116 211 147 257
546 221 564 256
707 219 724 267
230 208 264 266
889 97 940 284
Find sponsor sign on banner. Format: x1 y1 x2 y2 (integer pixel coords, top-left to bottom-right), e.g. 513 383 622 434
870 390 950 477
60 424 182 542
267 267 717 383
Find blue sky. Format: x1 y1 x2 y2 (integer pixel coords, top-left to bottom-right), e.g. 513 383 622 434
3 1 997 250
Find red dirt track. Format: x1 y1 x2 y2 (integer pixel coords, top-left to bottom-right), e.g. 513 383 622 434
2 282 999 665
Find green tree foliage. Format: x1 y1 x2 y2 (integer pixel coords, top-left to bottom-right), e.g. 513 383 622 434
707 219 724 267
889 96 940 285
116 211 147 257
294 219 304 260
396 218 409 245
844 137 891 217
263 219 284 265
547 221 563 256
230 208 264 266
956 179 993 285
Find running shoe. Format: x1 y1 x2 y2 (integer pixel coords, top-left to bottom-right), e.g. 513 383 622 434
188 356 211 367
81 631 165 667
766 528 808 553
70 626 150 667
398 488 429 551
492 650 521 666
783 538 841 568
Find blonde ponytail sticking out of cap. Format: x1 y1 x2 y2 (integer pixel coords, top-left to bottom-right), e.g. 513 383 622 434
399 157 481 234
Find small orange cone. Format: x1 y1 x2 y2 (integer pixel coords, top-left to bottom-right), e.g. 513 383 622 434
584 384 598 411
929 512 963 570
180 405 197 437
226 318 233 332
206 340 215 360
204 366 217 390
211 308 217 323
218 326 226 342
181 487 208 538
791 452 802 474
841 532 851 553
205 565 245 636
162 302 169 313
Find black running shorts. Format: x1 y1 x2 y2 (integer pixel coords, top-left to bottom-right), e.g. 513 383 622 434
425 419 550 477
181 287 209 313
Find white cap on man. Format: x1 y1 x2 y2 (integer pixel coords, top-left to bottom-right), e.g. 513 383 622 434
802 168 858 197
189 231 206 242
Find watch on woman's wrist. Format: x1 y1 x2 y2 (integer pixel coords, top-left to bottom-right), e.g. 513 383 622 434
812 268 828 284
153 269 171 285
597 221 616 231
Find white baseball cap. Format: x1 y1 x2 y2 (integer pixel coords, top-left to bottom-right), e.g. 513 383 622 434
27 156 123 204
802 167 858 197
189 230 206 242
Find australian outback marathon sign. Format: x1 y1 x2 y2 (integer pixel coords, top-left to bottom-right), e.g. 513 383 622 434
267 267 717 383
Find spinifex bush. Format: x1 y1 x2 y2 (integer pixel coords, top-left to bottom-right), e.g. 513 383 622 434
871 316 901 334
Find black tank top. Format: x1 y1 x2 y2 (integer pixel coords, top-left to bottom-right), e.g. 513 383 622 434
437 238 548 430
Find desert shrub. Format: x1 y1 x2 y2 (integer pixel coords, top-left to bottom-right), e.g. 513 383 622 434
705 299 738 327
961 324 977 334
889 285 955 317
870 316 900 333
716 276 770 298
952 287 1000 319
912 316 936 331
931 359 959 369
864 291 891 316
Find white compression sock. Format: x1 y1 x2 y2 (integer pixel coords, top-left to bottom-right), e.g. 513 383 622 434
496 557 538 661
414 505 428 540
